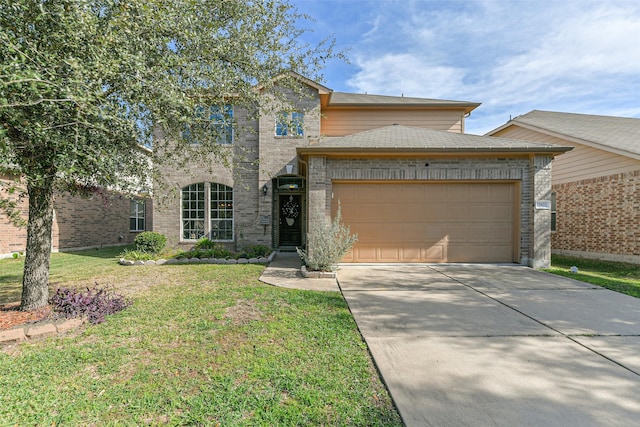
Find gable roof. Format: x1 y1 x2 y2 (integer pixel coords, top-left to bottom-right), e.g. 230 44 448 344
298 125 572 156
487 110 640 157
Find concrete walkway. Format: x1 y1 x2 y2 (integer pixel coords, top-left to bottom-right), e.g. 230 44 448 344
339 263 640 427
258 252 339 292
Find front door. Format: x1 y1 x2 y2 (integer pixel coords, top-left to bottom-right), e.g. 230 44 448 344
279 194 302 247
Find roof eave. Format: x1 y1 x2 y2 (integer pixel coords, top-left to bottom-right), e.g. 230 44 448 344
488 121 640 161
297 146 573 156
324 102 481 114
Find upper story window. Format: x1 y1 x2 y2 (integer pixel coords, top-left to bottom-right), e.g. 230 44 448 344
130 199 145 232
183 105 233 145
275 111 304 137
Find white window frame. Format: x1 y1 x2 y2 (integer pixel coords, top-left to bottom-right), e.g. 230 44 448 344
183 105 234 145
275 111 304 137
180 182 234 242
210 183 234 242
130 199 145 232
181 183 206 241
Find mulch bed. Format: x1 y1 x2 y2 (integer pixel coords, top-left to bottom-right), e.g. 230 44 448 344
0 302 52 331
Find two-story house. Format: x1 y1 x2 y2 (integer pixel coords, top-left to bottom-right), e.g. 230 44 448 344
152 74 571 268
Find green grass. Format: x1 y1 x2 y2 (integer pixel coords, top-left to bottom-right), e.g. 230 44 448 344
546 255 640 298
0 246 132 304
0 248 401 426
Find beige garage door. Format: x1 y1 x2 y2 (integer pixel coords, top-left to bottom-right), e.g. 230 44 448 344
332 182 517 263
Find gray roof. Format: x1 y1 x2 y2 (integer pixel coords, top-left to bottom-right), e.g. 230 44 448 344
492 110 640 157
299 125 572 154
327 92 480 112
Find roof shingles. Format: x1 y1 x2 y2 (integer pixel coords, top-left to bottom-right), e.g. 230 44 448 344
300 125 572 154
505 110 640 156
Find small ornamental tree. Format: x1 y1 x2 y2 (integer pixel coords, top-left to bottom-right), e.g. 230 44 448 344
298 204 358 272
0 0 341 310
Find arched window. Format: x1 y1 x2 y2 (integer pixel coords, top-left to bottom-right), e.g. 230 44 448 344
181 183 233 241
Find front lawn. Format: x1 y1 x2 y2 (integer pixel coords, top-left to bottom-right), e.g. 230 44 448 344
546 255 640 298
0 249 401 425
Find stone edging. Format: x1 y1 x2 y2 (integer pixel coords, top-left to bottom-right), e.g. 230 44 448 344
119 252 276 266
300 265 337 279
0 317 84 345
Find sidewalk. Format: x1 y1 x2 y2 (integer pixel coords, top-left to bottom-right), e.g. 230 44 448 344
259 252 340 292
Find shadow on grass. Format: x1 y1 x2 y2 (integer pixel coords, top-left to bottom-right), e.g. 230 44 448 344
57 245 131 260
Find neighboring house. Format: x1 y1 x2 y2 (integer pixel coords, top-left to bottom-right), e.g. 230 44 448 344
487 110 640 264
0 172 152 258
152 75 572 268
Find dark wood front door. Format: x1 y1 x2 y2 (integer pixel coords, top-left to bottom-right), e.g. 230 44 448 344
279 194 302 247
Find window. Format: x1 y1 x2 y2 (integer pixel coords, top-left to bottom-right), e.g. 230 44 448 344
275 111 304 137
551 192 557 232
130 199 145 232
181 182 233 241
183 105 233 144
182 183 205 240
210 183 233 241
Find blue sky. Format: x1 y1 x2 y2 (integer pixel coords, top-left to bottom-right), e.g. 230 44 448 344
291 0 640 135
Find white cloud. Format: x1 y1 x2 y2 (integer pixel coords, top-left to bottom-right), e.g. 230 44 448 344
338 0 640 133
348 53 467 98
295 0 640 134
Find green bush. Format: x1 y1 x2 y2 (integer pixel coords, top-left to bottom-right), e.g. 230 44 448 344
119 249 156 261
134 231 167 254
297 204 357 272
238 245 272 259
174 246 234 259
194 237 217 250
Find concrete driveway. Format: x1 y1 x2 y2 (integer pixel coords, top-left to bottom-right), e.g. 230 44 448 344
337 264 640 426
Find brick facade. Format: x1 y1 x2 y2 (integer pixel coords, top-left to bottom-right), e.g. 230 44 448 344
152 86 320 252
552 170 640 263
304 155 553 267
151 78 556 266
1 188 151 258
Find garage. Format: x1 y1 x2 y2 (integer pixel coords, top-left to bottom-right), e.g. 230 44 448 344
332 182 517 263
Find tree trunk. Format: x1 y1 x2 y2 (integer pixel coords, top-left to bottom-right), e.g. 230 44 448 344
20 181 55 311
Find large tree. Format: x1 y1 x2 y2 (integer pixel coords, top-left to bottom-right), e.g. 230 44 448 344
0 0 338 310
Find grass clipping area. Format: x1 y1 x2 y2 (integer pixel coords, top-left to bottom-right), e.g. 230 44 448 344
546 255 640 298
0 252 402 426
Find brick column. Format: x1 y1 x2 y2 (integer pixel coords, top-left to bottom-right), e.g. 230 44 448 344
530 155 553 268
306 156 328 256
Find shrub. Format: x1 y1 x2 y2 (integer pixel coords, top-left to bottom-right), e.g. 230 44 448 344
50 284 132 324
134 231 167 254
174 246 234 259
194 237 217 250
297 204 357 272
239 245 272 259
119 249 156 261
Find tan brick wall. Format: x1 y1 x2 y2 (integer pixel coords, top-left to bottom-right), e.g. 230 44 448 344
153 86 321 251
1 188 149 258
552 170 640 262
306 155 553 267
0 177 28 256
